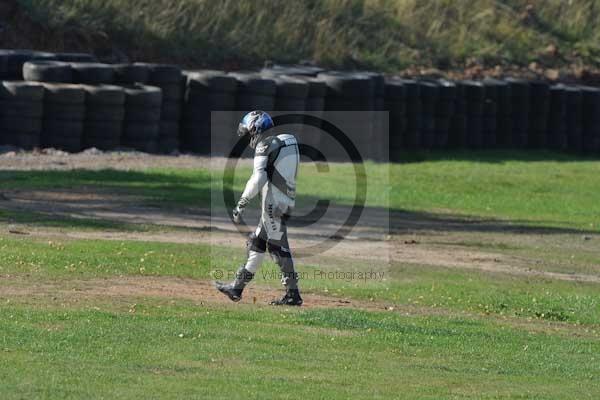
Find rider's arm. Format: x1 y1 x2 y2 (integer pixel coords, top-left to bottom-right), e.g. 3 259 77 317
238 140 271 206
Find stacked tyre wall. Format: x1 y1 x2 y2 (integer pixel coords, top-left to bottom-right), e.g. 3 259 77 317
2 49 600 160
0 81 44 148
121 85 162 153
83 85 126 151
41 84 86 152
182 70 237 155
140 64 183 153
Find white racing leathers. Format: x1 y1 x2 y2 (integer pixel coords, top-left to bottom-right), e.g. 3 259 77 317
240 134 300 289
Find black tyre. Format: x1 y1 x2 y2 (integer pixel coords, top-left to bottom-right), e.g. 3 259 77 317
42 83 85 104
467 116 484 148
420 81 439 117
159 121 180 137
157 137 180 153
580 85 600 116
436 99 455 117
274 98 306 112
230 73 277 96
273 75 309 98
483 100 497 116
123 122 160 141
261 64 324 77
529 80 550 99
437 79 457 100
0 101 44 118
466 100 484 116
297 76 327 98
567 124 583 152
316 71 373 98
82 85 126 106
136 63 182 84
161 101 182 120
419 80 440 101
362 72 385 99
322 94 373 111
405 93 422 115
497 117 512 147
0 132 39 149
384 78 406 100
403 79 421 100
42 134 82 152
84 120 123 142
304 97 325 113
43 103 86 120
185 92 236 111
123 85 162 107
43 120 84 138
186 70 238 92
23 61 73 83
113 64 150 84
236 94 275 112
530 100 550 116
460 80 485 102
1 116 43 133
0 81 44 101
513 133 529 149
483 78 511 116
450 115 468 147
549 85 567 117
82 136 120 151
85 105 125 122
181 122 209 150
120 139 158 153
124 106 162 123
386 99 406 119
484 116 497 132
505 78 530 99
71 63 115 84
0 53 6 79
155 82 184 101
1 50 53 80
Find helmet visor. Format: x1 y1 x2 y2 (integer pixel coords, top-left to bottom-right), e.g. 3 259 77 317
237 122 251 137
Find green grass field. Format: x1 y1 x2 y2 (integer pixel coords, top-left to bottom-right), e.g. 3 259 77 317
1 151 600 399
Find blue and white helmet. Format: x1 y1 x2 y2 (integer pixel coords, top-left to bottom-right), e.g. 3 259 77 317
237 110 274 148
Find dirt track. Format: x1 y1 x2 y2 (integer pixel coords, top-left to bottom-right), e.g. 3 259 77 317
2 185 600 284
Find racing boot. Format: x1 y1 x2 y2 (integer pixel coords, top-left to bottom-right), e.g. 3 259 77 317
215 266 254 302
270 289 303 306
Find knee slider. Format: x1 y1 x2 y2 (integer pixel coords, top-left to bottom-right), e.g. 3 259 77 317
267 242 291 267
247 232 266 253
268 243 297 288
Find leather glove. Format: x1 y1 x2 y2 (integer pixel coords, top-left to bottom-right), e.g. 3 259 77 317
232 197 249 224
232 205 244 224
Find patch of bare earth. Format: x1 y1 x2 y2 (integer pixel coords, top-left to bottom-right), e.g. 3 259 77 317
0 150 248 171
1 275 596 338
0 275 396 312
